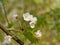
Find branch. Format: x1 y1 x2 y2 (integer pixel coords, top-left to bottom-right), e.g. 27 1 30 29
1 0 9 24
0 23 24 45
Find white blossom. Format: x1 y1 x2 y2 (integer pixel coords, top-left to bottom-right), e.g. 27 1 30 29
29 17 37 28
29 21 35 28
7 13 18 23
23 12 37 28
12 14 18 21
13 14 18 17
35 30 42 37
23 12 33 21
30 17 37 22
2 35 12 45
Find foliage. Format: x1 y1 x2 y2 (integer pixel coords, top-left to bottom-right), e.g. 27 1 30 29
0 0 60 45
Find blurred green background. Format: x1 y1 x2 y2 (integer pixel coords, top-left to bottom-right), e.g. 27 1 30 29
0 0 60 45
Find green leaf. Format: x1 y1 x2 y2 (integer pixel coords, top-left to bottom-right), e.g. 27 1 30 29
24 31 38 43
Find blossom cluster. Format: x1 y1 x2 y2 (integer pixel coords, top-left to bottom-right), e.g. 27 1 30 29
7 12 42 38
23 12 37 28
35 30 42 37
23 12 42 37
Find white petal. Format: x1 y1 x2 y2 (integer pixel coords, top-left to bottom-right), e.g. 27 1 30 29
35 30 42 37
29 22 35 28
3 35 12 45
5 35 12 40
30 17 37 22
37 33 42 37
30 24 35 28
23 13 30 21
24 18 30 21
23 12 33 21
13 14 18 18
23 12 30 18
12 14 18 21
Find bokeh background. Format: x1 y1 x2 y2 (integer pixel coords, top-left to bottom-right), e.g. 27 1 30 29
0 0 60 45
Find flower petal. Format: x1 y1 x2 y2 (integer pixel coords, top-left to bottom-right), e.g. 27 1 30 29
29 21 35 28
30 17 37 22
23 12 33 21
35 30 42 37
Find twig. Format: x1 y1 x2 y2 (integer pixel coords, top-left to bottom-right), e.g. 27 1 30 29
1 0 9 24
0 23 24 45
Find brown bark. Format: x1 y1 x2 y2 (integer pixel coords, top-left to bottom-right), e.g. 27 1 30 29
0 23 24 45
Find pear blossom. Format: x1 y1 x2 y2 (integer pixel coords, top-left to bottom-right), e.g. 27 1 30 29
2 35 12 45
8 13 18 23
29 21 35 28
12 14 18 21
13 14 18 17
13 14 18 18
23 12 37 28
23 12 33 21
35 30 42 37
30 17 37 22
29 17 37 28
